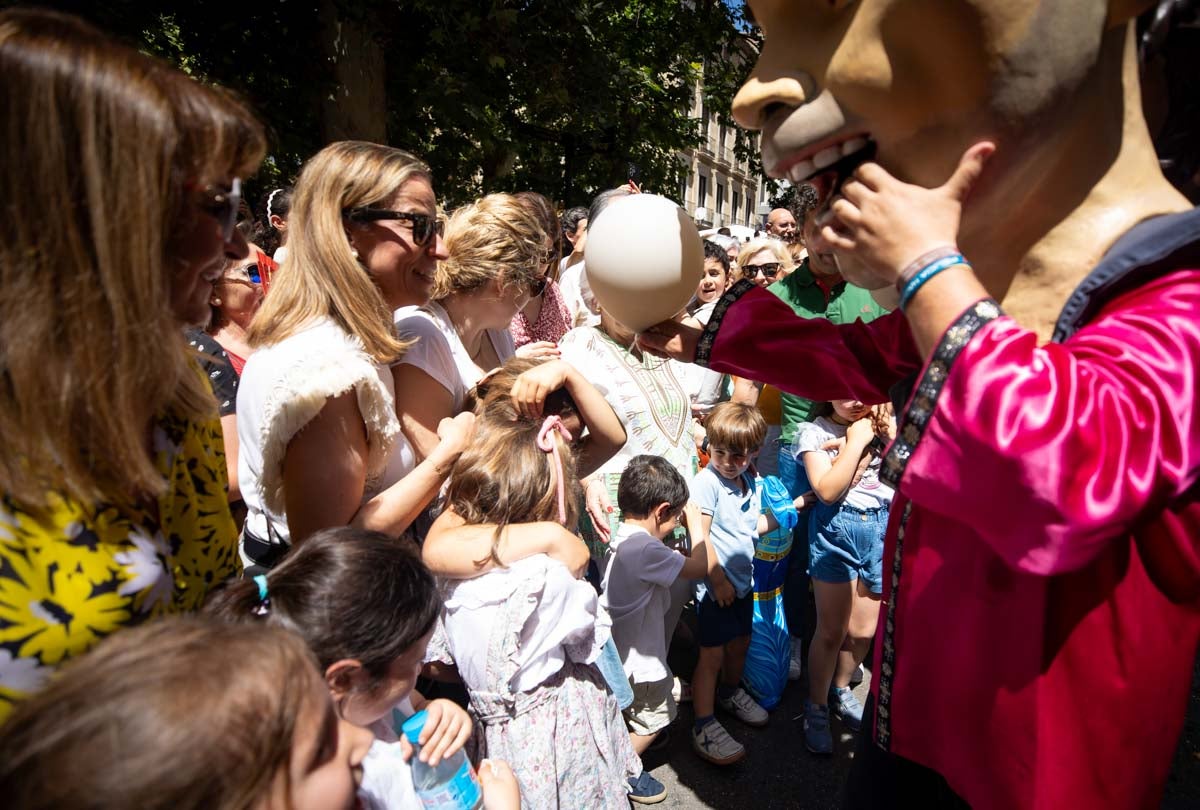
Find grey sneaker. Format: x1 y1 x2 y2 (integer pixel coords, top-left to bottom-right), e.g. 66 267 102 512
788 637 803 682
803 700 833 755
829 685 864 732
692 719 746 765
718 687 769 727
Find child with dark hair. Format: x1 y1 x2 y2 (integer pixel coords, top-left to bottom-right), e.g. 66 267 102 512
689 402 810 766
206 527 519 810
603 455 709 763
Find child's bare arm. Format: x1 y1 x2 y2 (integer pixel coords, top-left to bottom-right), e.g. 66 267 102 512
804 419 875 504
677 502 709 579
423 508 589 579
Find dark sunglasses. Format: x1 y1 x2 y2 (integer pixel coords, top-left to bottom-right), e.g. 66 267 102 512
746 262 782 279
195 178 242 242
343 207 444 247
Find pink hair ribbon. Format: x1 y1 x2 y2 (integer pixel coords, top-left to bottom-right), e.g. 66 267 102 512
536 415 574 525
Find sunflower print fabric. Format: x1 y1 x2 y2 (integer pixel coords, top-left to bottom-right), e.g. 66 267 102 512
0 407 241 723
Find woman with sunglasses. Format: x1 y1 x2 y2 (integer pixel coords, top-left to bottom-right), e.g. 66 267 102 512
508 191 573 356
206 258 264 375
734 238 795 288
0 9 263 721
235 142 475 568
391 193 550 470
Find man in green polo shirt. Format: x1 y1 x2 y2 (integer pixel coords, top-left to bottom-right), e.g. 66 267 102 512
767 183 887 681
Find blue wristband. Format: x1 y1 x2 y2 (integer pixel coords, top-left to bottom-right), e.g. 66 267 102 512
898 254 966 310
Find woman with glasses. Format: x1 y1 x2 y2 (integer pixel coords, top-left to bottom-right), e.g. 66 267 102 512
392 193 550 468
734 238 795 288
235 142 474 569
0 9 263 721
206 258 264 375
508 192 573 355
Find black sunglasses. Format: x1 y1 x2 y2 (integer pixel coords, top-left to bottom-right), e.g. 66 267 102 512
746 262 782 279
343 207 444 246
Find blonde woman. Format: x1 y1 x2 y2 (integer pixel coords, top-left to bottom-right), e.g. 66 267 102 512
236 142 473 569
734 238 795 288
392 192 550 462
0 9 263 720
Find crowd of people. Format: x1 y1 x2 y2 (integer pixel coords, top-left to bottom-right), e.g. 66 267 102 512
1 2 1198 809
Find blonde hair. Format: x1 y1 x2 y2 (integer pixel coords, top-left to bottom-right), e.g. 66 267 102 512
705 402 767 455
435 193 551 300
248 141 431 363
445 397 580 568
733 238 794 283
0 9 265 508
0 617 322 810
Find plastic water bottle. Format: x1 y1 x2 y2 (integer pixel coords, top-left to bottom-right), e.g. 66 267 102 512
401 710 483 810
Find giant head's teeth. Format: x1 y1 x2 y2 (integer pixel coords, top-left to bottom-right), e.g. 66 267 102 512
813 146 841 170
841 137 868 156
787 160 815 183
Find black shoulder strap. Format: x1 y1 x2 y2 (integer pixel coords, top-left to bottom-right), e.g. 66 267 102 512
1051 208 1200 343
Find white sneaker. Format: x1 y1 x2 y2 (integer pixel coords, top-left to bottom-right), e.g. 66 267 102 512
788 637 803 681
849 664 864 686
718 687 769 727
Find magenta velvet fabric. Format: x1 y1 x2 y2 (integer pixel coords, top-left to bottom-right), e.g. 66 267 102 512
706 272 1200 809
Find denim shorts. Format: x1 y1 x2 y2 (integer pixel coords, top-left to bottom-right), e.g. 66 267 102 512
808 502 888 594
696 590 753 647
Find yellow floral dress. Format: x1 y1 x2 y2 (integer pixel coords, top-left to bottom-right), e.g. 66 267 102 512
0 407 241 723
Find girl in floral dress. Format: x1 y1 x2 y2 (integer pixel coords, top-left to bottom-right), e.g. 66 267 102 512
435 393 640 808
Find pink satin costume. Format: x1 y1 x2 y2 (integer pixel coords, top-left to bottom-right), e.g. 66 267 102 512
697 253 1200 808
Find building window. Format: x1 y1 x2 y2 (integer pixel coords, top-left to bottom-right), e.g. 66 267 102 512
700 104 710 146
681 172 690 205
732 190 741 222
698 175 708 208
716 183 725 214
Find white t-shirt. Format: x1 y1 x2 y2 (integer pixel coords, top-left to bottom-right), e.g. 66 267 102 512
394 302 515 412
601 524 687 683
237 319 411 551
359 740 420 810
793 415 894 510
558 259 590 326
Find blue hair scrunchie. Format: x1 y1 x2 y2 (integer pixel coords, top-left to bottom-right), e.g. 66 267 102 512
253 574 269 602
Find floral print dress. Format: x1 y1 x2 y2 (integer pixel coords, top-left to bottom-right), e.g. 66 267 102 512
0 407 240 722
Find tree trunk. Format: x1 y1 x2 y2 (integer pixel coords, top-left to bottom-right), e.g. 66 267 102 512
318 0 387 144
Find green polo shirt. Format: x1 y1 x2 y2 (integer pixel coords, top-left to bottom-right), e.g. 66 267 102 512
767 258 888 442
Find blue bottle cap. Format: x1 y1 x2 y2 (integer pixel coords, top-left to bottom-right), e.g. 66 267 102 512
400 709 428 744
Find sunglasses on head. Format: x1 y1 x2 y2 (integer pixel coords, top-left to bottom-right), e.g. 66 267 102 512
343 207 444 247
195 178 242 242
746 262 782 279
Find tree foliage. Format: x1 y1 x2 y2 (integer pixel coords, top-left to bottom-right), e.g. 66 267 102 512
20 0 758 207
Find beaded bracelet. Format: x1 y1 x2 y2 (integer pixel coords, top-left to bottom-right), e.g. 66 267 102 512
898 253 967 311
895 244 961 292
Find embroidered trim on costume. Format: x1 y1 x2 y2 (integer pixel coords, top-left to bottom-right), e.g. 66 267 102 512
695 279 755 367
874 500 912 751
880 298 1001 489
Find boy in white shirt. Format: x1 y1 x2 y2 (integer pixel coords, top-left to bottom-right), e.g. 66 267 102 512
602 455 709 760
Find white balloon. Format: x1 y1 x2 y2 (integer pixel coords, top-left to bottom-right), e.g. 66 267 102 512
583 194 704 333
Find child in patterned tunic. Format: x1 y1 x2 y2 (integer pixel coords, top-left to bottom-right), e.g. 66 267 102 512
436 393 643 808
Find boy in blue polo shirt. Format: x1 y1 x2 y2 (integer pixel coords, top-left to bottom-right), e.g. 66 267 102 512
689 402 808 765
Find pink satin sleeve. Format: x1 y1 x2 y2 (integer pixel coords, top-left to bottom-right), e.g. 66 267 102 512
903 269 1200 575
705 284 921 403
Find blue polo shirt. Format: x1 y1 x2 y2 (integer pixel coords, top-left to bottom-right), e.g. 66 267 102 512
690 465 759 599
